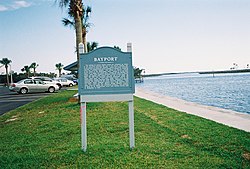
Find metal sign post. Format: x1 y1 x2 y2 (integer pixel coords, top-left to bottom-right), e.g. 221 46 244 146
78 43 135 152
80 102 87 152
129 100 135 148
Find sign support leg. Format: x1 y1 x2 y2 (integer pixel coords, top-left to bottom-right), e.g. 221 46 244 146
81 102 87 152
129 100 135 149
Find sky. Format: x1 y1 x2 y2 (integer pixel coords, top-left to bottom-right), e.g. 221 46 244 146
0 0 250 75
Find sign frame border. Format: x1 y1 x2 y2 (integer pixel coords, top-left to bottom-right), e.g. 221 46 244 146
78 43 135 152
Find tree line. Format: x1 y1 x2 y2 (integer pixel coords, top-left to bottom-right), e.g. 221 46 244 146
0 57 67 86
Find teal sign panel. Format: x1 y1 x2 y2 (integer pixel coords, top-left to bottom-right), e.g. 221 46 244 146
79 47 135 95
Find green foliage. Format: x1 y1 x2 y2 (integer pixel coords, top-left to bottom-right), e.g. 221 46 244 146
21 65 31 78
55 63 64 77
61 4 92 52
1 91 250 168
134 67 144 78
87 42 98 52
0 58 12 86
30 62 39 76
0 72 56 83
0 58 12 68
55 63 64 70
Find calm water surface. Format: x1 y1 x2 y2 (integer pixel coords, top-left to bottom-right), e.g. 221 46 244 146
136 73 250 114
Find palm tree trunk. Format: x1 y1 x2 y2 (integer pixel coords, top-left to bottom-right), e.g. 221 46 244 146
74 10 83 103
75 14 83 71
82 32 87 53
5 66 9 86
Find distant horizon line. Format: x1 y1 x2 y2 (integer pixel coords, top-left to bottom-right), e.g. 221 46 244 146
144 68 250 77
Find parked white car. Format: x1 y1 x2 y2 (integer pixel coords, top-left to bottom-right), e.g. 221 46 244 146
29 76 62 89
53 78 75 87
9 79 60 94
61 74 78 84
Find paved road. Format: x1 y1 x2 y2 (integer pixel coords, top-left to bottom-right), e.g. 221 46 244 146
0 86 54 115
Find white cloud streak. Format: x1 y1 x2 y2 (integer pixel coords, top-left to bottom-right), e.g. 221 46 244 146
0 5 8 11
12 1 32 9
0 1 32 12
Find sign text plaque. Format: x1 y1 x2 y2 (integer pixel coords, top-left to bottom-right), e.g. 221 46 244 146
78 43 135 152
79 47 135 95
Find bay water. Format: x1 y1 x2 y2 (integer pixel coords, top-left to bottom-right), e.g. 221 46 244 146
136 73 250 114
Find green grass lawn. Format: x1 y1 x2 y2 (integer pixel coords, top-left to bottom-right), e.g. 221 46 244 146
1 90 250 168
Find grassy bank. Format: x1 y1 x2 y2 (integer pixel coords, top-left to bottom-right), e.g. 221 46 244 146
1 90 250 168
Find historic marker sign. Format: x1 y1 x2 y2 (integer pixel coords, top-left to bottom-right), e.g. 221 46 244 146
79 47 135 95
78 43 135 152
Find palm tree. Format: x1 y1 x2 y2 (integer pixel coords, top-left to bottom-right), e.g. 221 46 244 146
87 42 98 52
62 5 92 53
58 0 84 68
0 58 12 86
81 6 92 53
134 67 143 79
134 67 144 83
30 62 39 76
21 65 31 78
55 63 64 77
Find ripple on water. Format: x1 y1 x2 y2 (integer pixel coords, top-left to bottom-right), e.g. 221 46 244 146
137 73 250 114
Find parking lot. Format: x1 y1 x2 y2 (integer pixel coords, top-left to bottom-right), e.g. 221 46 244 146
0 86 55 115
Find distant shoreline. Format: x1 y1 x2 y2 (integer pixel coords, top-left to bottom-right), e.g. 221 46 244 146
144 69 250 77
199 68 250 74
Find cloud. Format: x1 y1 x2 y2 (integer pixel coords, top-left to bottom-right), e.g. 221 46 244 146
0 5 8 11
0 1 32 12
11 1 32 9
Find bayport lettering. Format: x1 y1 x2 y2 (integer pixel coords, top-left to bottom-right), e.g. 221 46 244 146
94 57 118 62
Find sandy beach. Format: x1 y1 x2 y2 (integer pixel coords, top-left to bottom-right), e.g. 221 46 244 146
135 87 250 132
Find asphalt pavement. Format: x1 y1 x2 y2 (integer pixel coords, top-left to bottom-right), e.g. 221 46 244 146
0 86 54 115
